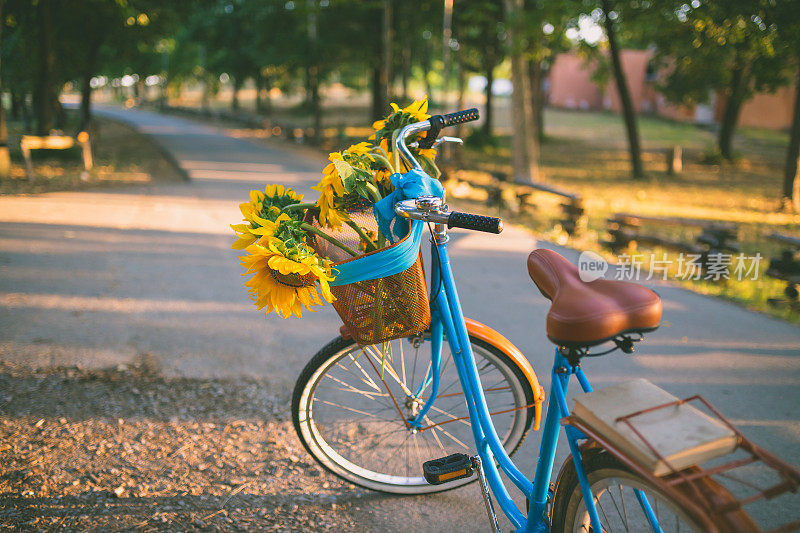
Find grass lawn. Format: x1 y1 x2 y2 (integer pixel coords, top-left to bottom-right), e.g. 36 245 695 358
1 115 184 195
453 108 800 325
157 96 800 325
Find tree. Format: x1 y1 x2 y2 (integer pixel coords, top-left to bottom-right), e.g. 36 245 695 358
455 0 503 140
597 0 645 179
765 0 800 211
33 0 56 134
505 0 541 183
524 0 570 143
785 68 800 211
0 0 9 179
642 0 785 161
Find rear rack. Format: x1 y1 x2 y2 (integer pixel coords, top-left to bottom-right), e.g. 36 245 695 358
564 394 800 533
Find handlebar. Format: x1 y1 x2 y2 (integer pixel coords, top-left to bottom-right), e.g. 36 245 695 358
394 110 500 235
395 108 480 170
438 108 481 128
395 197 503 234
448 211 503 234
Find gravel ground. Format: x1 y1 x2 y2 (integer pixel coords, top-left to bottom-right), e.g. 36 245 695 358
0 360 368 531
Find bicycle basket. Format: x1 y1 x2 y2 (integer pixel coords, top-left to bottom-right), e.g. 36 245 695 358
304 204 430 345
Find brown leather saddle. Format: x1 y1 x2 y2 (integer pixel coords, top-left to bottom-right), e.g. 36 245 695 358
527 249 662 347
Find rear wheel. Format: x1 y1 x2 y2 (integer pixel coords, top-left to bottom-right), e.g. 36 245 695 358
292 334 536 494
551 451 704 532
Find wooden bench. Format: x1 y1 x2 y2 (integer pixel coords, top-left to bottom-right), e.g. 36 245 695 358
443 168 585 235
603 213 739 269
21 132 93 180
765 232 800 311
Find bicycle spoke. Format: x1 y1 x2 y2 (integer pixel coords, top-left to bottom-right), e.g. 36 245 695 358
316 399 397 420
604 483 629 532
318 375 392 405
399 340 407 387
297 336 529 491
364 345 412 396
425 415 469 450
619 484 630 531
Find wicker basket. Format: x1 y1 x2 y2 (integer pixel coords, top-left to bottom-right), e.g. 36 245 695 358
305 205 431 345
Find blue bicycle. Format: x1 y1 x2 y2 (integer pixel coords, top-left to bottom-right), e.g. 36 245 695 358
292 110 797 532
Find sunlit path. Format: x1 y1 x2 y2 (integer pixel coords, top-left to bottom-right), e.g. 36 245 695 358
1 106 798 532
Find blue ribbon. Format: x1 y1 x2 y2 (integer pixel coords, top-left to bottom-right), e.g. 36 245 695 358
329 168 443 287
373 169 444 243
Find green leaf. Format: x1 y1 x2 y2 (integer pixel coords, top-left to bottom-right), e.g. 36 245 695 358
341 173 356 193
333 159 354 181
419 154 441 180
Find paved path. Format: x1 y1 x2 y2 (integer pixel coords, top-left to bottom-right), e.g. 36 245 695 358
1 106 798 531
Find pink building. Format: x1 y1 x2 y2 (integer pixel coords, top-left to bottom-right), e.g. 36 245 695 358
547 50 795 130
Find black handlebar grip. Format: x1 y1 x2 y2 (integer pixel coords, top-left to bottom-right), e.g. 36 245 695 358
447 211 503 234
440 108 480 127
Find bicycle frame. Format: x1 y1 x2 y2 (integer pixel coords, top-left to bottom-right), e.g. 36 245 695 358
405 231 604 533
392 116 655 532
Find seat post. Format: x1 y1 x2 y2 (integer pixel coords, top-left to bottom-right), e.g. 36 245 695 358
560 346 583 367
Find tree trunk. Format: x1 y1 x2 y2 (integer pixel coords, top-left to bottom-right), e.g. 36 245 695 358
422 46 433 100
602 0 644 180
22 93 32 130
505 0 540 183
34 0 56 135
482 56 495 138
370 4 389 120
255 70 264 114
231 76 241 111
422 44 433 102
370 1 389 119
718 49 750 161
135 79 145 103
10 91 21 121
201 77 211 111
79 44 99 131
783 69 800 212
371 66 386 120
538 64 550 143
529 59 545 144
306 0 321 140
0 0 10 179
309 65 321 143
79 70 92 131
383 0 393 101
401 34 411 101
442 0 453 111
453 60 467 163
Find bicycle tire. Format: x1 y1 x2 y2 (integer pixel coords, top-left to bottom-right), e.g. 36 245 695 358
551 450 706 532
292 333 536 494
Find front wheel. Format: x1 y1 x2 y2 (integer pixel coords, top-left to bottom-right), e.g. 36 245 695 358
551 451 705 532
292 333 536 494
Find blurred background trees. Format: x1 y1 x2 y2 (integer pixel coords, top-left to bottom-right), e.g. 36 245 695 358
1 0 798 206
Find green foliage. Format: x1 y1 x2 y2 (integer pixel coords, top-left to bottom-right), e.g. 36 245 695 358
622 0 789 106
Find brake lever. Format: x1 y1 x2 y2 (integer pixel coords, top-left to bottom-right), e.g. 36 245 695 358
408 136 463 149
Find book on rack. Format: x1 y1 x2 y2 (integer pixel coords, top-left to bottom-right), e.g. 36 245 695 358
571 379 738 476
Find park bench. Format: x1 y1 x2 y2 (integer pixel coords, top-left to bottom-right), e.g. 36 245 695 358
507 178 585 235
20 131 93 180
765 232 800 311
603 213 740 268
443 168 585 235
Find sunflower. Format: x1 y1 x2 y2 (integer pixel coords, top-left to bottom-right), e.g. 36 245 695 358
231 185 304 249
345 141 374 158
372 97 430 131
312 152 350 230
240 237 334 318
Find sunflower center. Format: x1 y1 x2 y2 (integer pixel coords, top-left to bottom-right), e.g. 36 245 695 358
269 268 316 288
